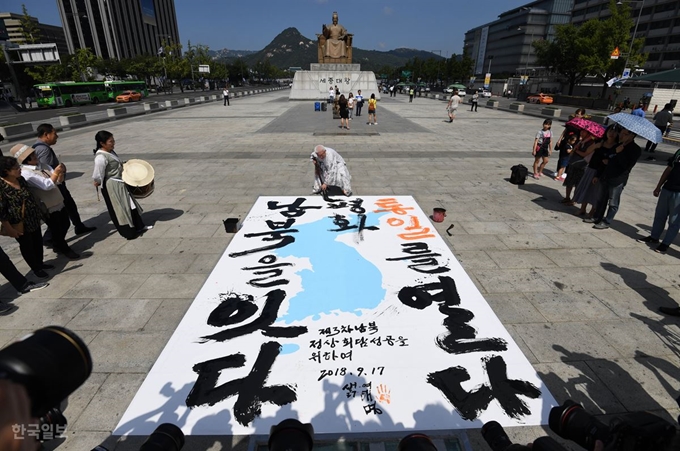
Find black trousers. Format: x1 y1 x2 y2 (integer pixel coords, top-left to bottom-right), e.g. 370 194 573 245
16 229 44 272
356 103 363 116
471 102 478 112
58 182 84 228
645 124 666 152
224 96 229 106
0 246 28 290
45 208 71 254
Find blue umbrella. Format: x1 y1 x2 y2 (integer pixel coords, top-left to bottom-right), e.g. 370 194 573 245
606 112 663 143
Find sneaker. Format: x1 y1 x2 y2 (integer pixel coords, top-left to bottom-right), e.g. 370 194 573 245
33 269 49 279
41 264 55 270
583 218 597 223
655 243 669 254
374 122 377 125
636 236 659 244
19 281 49 294
593 222 610 229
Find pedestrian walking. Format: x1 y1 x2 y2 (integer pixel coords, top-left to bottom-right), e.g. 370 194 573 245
645 104 673 154
223 87 230 106
409 87 414 102
446 90 461 122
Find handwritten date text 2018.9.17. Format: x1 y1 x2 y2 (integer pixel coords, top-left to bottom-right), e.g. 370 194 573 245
318 366 385 381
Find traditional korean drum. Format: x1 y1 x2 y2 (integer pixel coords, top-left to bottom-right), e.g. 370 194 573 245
122 159 155 199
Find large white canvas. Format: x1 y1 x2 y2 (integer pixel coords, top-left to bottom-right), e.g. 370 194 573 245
114 196 556 436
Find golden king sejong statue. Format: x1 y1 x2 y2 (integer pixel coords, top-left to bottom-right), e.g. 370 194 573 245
317 11 353 64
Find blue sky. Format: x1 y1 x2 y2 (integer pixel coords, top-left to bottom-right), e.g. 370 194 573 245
6 0 530 57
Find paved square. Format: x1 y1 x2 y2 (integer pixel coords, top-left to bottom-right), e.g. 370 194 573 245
2 91 680 450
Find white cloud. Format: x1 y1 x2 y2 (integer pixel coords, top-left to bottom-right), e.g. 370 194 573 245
378 42 386 49
383 6 393 15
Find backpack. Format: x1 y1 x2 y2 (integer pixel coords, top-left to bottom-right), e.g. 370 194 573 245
510 164 528 185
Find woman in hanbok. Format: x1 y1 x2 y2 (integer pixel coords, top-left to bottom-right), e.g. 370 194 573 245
92 130 151 240
311 145 352 196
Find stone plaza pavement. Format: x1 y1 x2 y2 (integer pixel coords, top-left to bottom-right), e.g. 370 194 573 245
1 90 680 450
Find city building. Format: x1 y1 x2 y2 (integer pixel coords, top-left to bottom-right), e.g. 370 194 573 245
0 12 69 56
464 0 574 77
572 0 680 73
57 0 180 60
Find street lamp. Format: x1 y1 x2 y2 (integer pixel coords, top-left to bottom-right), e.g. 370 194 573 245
617 0 645 78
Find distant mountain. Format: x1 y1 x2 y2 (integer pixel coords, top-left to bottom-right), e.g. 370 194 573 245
214 27 442 70
210 49 257 59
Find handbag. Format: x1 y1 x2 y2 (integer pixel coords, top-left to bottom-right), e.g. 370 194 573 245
0 200 25 236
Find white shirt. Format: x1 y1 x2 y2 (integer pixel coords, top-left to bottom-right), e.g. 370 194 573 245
449 95 461 109
21 163 58 191
223 89 229 97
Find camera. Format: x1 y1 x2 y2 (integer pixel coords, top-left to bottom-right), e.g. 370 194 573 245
92 423 185 451
549 399 677 451
481 420 567 451
0 326 92 418
269 418 314 451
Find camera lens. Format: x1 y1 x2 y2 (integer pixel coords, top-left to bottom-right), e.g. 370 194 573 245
397 433 437 451
548 400 610 450
38 406 68 442
139 423 185 451
268 419 314 451
481 421 514 451
0 326 92 417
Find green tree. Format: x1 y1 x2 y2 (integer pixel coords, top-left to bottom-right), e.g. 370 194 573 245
97 58 127 79
229 58 249 85
69 48 100 81
534 0 646 96
582 0 647 96
534 23 590 95
20 4 40 44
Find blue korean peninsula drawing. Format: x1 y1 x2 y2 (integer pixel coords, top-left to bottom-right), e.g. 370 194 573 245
275 212 386 324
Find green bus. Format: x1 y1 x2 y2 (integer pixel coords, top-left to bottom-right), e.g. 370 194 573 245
105 81 148 101
34 82 108 107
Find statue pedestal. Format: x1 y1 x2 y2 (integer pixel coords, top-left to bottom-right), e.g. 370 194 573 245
289 63 381 101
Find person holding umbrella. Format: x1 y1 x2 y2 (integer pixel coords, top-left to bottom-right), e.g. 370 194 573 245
589 113 663 229
587 121 645 229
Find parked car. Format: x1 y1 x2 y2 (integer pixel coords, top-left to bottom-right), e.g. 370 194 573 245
116 90 142 103
443 84 467 97
527 93 554 104
481 90 492 98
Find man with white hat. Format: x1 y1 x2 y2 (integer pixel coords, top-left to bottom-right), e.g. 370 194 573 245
11 143 80 259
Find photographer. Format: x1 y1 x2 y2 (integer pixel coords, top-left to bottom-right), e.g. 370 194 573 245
0 380 38 451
